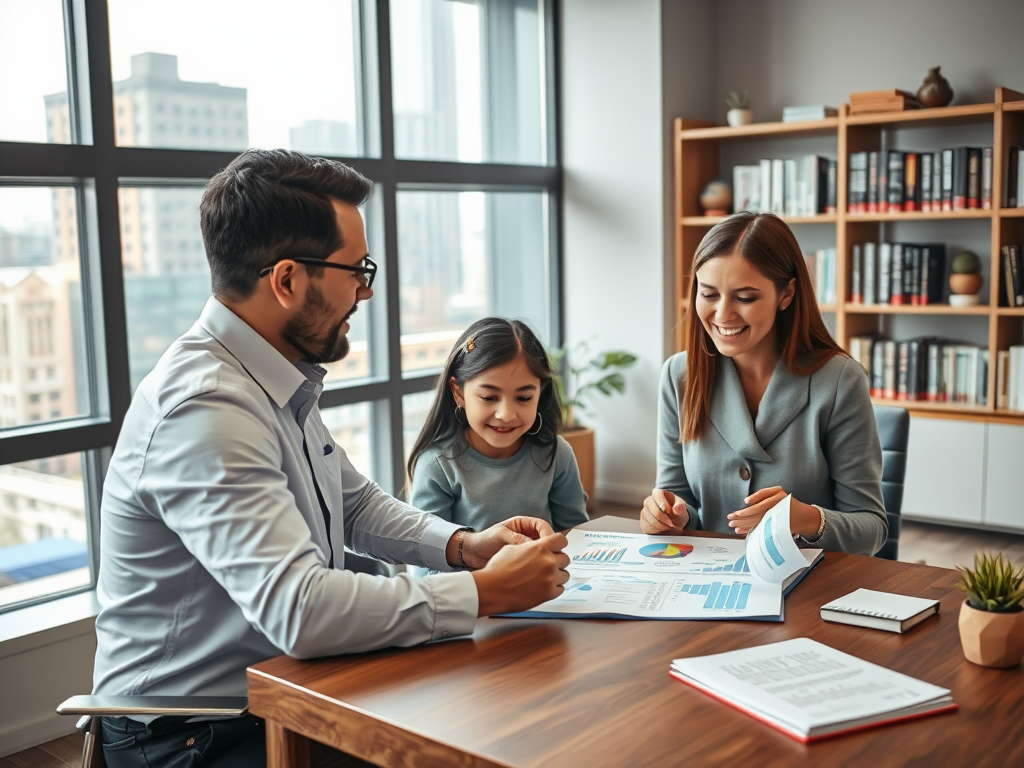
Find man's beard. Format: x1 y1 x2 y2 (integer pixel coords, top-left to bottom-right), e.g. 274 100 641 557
282 282 356 365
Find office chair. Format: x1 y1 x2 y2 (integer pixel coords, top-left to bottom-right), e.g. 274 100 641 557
56 695 249 768
872 405 909 561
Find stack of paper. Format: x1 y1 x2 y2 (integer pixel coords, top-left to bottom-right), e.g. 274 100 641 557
670 638 956 742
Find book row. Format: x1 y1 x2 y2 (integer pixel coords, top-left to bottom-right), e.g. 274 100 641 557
998 347 1024 411
851 336 988 405
848 148 993 214
803 248 837 305
732 156 837 218
850 242 946 306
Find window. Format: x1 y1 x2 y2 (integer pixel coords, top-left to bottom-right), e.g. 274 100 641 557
0 0 558 612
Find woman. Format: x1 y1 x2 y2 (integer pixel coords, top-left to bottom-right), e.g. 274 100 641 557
641 212 886 555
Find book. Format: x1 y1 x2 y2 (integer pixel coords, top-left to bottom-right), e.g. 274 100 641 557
886 151 904 211
669 638 956 743
821 588 940 633
849 88 918 102
850 243 863 303
733 165 762 212
941 148 954 210
904 151 919 211
952 147 969 209
782 105 838 122
919 243 946 305
848 152 868 213
967 148 981 209
982 147 993 209
506 496 823 622
920 152 933 212
825 159 837 213
1008 147 1019 208
867 151 880 212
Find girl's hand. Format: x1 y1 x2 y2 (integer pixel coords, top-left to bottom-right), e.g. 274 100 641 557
640 489 689 534
727 486 787 535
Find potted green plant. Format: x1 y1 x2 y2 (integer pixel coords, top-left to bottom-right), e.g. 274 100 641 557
948 250 983 307
726 90 752 127
956 551 1024 668
549 341 638 508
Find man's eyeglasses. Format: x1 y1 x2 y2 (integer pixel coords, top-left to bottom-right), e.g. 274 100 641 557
259 256 377 290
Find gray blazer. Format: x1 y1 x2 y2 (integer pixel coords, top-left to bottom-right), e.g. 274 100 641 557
657 352 887 555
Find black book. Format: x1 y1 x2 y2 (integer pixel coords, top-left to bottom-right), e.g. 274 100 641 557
967 148 981 209
1010 244 1024 307
851 243 863 303
931 151 942 211
982 147 993 209
1008 147 1019 208
871 339 886 397
887 151 905 210
952 147 969 210
849 152 868 212
867 151 880 212
890 243 905 305
919 244 946 305
1003 245 1013 307
941 149 954 210
907 245 922 305
921 153 933 212
901 244 915 305
897 341 911 401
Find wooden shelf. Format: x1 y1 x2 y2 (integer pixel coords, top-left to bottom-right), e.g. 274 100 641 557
845 103 996 127
844 303 991 316
846 209 992 222
681 213 837 227
678 118 838 141
672 89 1024 424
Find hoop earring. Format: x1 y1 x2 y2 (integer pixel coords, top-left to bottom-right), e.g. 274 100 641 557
700 331 717 357
454 404 465 423
526 413 543 436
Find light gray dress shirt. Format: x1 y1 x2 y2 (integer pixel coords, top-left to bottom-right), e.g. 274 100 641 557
657 352 887 555
93 297 477 702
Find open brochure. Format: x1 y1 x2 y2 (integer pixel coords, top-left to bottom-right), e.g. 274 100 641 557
506 495 822 621
669 637 957 742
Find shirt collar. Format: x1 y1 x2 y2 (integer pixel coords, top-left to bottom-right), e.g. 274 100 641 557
198 296 309 409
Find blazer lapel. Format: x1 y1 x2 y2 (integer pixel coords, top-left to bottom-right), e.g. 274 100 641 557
754 358 810 448
709 358 772 462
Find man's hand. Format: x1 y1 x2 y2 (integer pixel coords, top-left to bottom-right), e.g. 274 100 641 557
640 489 689 534
446 516 555 570
470 533 571 617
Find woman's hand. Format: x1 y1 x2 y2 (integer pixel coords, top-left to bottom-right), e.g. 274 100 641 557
727 487 821 537
640 489 689 534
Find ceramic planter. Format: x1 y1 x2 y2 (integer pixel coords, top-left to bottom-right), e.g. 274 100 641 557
726 109 752 127
561 426 595 511
948 273 983 306
958 599 1024 668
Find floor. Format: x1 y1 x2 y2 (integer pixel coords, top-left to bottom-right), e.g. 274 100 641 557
7 506 1024 768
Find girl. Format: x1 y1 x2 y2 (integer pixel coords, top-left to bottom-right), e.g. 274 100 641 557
641 212 886 555
408 317 589 542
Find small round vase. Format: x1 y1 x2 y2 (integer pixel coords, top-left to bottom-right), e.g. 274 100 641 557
949 273 982 306
917 67 954 108
699 180 732 216
959 600 1024 668
726 108 752 127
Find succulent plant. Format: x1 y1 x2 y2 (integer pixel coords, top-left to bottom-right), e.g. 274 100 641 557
725 90 751 110
950 250 982 274
956 551 1024 613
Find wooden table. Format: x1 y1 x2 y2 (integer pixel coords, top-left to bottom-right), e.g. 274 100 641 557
248 527 1024 768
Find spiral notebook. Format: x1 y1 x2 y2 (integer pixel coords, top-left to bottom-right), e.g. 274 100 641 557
820 588 939 633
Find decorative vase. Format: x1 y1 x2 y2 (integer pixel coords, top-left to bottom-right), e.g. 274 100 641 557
726 108 753 127
958 600 1024 668
948 273 982 306
917 67 954 108
699 180 733 216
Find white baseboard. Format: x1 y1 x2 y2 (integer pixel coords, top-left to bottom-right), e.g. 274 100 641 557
594 480 650 507
0 712 79 759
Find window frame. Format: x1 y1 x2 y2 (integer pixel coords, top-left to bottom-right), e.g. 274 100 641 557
0 0 563 613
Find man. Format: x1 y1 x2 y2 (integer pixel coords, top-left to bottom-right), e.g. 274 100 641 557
93 149 570 767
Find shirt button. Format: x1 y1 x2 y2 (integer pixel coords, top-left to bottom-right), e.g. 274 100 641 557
739 466 750 480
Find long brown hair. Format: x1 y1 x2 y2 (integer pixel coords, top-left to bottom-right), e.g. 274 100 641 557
681 212 846 442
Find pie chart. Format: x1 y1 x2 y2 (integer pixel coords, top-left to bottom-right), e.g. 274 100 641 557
639 543 693 559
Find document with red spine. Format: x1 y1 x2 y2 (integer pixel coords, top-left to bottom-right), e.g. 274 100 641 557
669 637 956 742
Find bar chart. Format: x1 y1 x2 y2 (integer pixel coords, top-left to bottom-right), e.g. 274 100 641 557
678 580 753 611
574 546 627 563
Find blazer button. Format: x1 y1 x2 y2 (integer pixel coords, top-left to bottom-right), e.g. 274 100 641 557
739 466 750 480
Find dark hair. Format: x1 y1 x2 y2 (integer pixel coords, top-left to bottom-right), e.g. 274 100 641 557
200 149 373 301
407 317 562 480
682 211 846 442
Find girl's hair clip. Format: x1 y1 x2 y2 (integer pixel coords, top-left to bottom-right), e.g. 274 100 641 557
464 338 475 353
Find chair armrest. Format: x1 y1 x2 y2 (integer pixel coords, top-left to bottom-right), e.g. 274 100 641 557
57 695 249 718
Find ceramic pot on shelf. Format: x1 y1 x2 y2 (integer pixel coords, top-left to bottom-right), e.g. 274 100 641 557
958 600 1024 668
917 67 954 108
699 180 733 216
727 108 752 127
948 273 982 306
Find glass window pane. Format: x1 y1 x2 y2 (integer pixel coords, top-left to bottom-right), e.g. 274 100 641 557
121 186 382 391
402 390 435 477
0 186 92 428
397 190 549 376
391 0 546 164
321 402 373 478
0 452 92 611
106 0 369 154
0 0 72 144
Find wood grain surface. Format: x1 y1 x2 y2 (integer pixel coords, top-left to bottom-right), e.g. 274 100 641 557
248 547 1024 768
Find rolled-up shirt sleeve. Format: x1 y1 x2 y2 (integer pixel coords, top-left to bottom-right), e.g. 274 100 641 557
139 389 477 660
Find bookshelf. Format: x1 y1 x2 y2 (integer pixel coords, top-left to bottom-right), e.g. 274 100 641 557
673 86 1024 425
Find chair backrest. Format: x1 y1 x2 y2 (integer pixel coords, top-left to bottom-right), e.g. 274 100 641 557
873 405 909 560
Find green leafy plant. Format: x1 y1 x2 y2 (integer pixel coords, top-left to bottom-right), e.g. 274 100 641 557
549 340 638 430
725 90 751 110
951 250 982 274
956 552 1024 613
